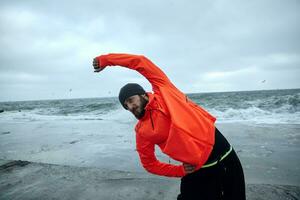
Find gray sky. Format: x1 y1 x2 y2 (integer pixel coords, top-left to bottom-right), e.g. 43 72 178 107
0 0 299 101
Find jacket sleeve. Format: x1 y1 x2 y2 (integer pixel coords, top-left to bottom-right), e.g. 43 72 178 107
97 53 176 93
136 133 185 177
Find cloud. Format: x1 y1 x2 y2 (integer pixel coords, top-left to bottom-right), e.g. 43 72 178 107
0 0 299 101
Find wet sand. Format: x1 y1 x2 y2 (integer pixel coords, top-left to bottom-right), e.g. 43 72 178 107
0 159 299 200
0 121 300 199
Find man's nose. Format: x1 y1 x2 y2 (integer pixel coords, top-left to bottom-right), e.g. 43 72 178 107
127 103 134 111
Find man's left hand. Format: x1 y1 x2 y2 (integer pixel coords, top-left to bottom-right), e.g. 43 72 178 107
183 163 196 174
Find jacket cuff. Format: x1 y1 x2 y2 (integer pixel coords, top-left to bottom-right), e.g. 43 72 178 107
97 55 109 68
179 165 186 177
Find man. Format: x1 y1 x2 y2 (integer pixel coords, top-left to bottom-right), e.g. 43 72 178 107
93 53 245 200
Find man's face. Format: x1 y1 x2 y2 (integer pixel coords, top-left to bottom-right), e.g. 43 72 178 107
124 94 148 119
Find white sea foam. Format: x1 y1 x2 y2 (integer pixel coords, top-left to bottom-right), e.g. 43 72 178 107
211 107 300 124
0 89 299 124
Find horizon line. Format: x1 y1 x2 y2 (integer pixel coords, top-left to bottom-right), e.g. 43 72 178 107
0 87 299 103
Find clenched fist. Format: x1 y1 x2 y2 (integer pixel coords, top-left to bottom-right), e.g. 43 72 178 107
93 57 105 73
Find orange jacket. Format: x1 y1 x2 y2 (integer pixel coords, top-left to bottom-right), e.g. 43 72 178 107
97 53 216 177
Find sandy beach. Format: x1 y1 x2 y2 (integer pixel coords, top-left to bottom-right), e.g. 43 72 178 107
0 119 299 199
0 159 299 200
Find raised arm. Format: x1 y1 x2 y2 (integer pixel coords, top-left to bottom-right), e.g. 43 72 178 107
93 53 175 93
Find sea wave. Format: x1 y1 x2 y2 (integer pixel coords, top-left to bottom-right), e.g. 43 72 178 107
191 90 300 124
210 106 300 124
0 89 299 124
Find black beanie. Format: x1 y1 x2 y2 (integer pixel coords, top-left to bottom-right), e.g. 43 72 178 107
118 83 146 109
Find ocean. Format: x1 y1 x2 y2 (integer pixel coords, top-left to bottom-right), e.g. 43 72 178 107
0 89 299 124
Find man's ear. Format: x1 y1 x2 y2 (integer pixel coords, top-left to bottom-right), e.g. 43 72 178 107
141 94 149 101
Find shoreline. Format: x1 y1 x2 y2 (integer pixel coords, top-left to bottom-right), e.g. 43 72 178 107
1 120 299 199
1 121 299 186
1 159 299 200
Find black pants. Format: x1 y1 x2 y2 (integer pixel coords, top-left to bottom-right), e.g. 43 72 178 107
177 130 245 200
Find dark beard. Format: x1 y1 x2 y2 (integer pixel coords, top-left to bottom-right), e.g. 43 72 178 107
135 109 145 119
134 95 148 119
